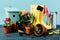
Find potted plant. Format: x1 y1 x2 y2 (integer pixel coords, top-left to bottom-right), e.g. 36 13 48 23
4 21 12 34
21 12 35 35
11 22 18 32
17 11 29 35
34 24 47 36
4 18 12 34
17 11 35 35
25 23 33 35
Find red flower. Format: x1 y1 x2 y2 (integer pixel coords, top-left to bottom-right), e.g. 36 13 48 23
5 18 11 21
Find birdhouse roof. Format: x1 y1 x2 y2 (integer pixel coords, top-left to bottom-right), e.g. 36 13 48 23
8 11 19 13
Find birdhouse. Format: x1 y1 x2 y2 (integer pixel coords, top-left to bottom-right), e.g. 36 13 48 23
4 7 20 22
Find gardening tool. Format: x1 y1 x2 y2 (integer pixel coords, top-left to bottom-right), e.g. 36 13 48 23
30 4 52 30
51 12 57 29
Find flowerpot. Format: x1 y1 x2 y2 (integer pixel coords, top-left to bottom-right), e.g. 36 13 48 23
25 27 31 35
12 22 17 29
23 23 28 28
34 24 47 36
4 26 11 34
30 25 34 34
11 22 18 31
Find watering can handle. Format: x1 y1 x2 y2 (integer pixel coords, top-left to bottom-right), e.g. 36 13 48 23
44 5 51 17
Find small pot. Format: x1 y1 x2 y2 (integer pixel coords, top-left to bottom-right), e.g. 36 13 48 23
23 23 28 28
34 24 47 36
12 22 17 29
12 22 18 31
25 27 31 35
4 26 11 34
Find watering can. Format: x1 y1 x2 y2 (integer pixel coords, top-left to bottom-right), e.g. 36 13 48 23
30 4 52 30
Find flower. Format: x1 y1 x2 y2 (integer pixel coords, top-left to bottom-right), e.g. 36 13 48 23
21 12 28 16
5 18 11 22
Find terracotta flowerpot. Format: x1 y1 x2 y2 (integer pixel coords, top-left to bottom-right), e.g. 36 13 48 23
23 23 28 28
34 24 47 36
25 27 31 35
4 26 11 34
30 25 34 34
12 22 18 30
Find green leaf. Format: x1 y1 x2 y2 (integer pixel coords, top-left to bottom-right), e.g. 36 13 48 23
37 30 41 33
35 26 39 31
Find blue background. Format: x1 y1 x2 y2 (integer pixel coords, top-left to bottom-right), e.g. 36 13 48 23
0 0 60 25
